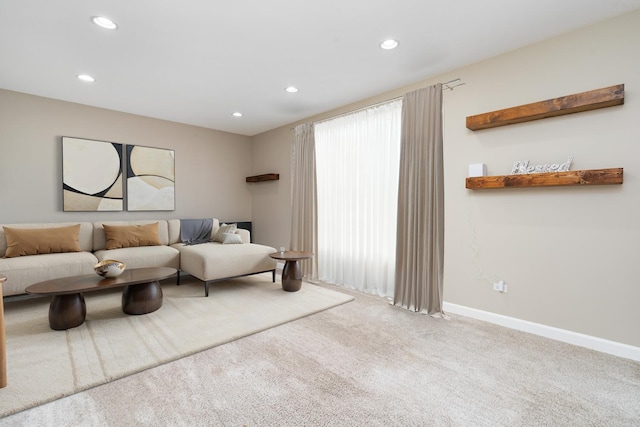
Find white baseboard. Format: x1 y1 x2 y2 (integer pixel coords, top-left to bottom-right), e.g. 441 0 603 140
443 302 640 362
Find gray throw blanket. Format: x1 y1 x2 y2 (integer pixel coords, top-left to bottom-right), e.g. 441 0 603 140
180 218 213 245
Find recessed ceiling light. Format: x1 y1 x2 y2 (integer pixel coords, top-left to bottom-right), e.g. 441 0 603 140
232 112 243 117
77 74 96 82
92 16 118 30
380 39 399 50
285 86 298 93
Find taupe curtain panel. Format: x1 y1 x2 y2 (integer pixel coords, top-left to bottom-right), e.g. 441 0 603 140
393 84 445 315
290 123 318 280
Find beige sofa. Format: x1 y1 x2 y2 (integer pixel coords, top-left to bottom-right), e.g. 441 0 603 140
0 219 277 297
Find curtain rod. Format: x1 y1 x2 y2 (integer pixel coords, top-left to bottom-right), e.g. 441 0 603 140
312 97 403 126
295 78 465 129
442 78 465 91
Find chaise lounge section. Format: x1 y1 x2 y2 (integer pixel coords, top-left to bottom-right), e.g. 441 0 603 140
169 219 277 296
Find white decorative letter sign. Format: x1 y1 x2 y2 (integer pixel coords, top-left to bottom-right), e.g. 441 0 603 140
511 157 573 175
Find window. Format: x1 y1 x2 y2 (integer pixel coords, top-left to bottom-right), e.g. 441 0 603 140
314 100 402 297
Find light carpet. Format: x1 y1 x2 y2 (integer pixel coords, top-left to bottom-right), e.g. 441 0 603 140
0 273 353 417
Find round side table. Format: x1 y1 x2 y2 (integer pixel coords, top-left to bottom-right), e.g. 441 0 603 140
269 251 314 292
0 274 7 388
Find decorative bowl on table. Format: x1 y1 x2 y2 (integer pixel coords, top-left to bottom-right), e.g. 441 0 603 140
94 260 126 277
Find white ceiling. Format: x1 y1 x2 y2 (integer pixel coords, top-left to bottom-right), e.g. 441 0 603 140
1 1 639 136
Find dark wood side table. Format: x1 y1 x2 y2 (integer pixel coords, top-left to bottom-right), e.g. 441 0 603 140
0 274 7 388
269 251 314 292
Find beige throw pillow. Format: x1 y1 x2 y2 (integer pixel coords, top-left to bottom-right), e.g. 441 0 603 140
222 233 243 244
3 225 81 258
214 223 237 243
103 223 162 249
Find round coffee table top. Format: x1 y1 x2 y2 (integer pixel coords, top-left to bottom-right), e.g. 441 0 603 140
269 251 314 261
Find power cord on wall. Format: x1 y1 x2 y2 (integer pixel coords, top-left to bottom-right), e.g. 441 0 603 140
467 191 502 288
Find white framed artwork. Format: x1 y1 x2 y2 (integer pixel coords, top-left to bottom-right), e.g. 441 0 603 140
62 137 124 211
126 145 175 211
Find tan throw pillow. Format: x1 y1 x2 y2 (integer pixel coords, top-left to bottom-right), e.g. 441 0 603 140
214 223 237 243
3 225 81 258
103 223 162 249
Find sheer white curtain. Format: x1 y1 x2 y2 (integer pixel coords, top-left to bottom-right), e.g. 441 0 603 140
315 100 402 297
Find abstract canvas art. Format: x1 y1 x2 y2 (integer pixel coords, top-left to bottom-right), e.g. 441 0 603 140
62 137 124 211
126 145 175 211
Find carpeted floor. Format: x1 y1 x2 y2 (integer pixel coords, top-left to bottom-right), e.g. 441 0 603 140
0 273 353 418
1 278 638 426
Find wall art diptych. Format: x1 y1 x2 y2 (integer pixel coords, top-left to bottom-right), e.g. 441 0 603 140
126 145 175 211
62 137 124 211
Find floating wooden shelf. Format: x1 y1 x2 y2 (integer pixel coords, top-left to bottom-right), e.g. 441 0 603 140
246 173 279 183
466 168 623 190
466 84 624 131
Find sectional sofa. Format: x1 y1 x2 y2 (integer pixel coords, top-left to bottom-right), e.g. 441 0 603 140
0 218 277 297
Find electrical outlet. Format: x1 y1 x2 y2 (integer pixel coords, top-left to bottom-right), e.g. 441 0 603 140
493 280 506 292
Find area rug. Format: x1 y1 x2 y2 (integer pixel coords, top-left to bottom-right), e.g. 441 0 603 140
0 273 353 417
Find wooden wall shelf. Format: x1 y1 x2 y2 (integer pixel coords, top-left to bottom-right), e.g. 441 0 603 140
466 84 624 131
466 168 623 190
246 173 279 183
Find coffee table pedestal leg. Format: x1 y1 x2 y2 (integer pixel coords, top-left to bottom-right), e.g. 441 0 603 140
49 294 86 330
282 260 303 292
122 281 163 315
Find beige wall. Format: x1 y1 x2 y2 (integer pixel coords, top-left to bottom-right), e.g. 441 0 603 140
248 126 292 248
251 10 640 347
0 90 253 224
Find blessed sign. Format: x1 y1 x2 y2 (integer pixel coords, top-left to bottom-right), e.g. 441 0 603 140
511 157 573 175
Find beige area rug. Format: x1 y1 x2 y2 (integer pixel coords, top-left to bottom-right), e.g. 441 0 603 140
0 273 353 417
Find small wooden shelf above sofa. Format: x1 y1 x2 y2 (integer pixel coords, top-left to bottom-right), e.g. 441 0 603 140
466 84 624 131
465 168 623 190
246 173 279 183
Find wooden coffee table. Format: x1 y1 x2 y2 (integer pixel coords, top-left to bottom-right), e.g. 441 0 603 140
269 251 314 292
0 274 7 388
25 267 177 330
